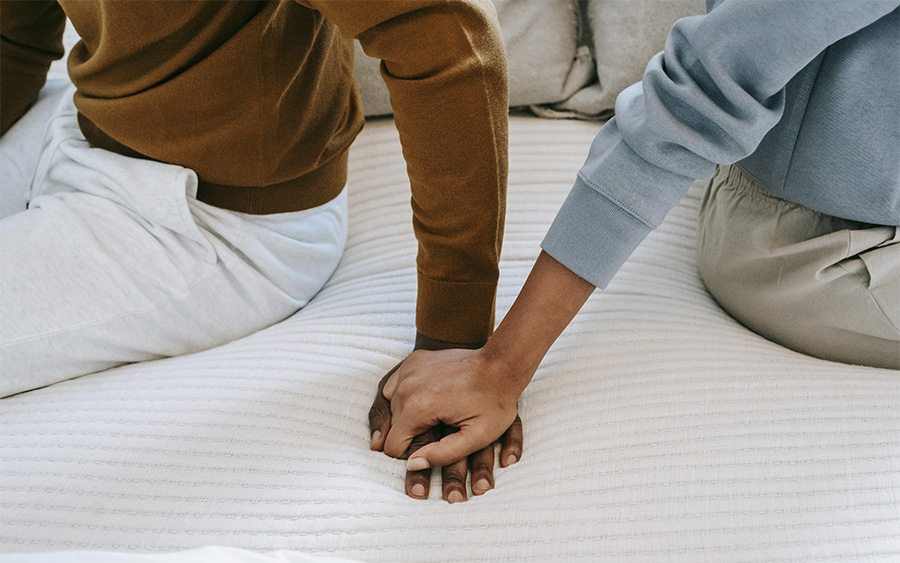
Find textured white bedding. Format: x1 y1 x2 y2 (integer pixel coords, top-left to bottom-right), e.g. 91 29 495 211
2 117 898 561
3 547 358 563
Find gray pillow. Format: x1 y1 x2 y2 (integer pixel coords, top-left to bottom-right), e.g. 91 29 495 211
580 0 706 115
353 0 594 116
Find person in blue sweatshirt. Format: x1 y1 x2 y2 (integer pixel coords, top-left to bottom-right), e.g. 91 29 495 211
367 0 900 490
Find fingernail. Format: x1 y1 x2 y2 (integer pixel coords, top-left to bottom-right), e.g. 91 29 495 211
473 478 491 494
407 457 429 471
370 431 381 449
504 454 518 467
410 483 426 498
447 490 465 503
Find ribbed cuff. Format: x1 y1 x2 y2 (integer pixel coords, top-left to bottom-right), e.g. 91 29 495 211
416 274 497 345
541 177 654 289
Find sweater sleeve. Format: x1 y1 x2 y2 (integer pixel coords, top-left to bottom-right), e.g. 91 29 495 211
0 0 66 135
296 0 508 345
542 0 900 289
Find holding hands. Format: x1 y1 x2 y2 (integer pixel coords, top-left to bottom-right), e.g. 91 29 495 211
382 348 521 470
368 347 525 502
369 251 597 502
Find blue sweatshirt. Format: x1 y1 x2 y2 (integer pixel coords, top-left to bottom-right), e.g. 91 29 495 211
542 0 900 289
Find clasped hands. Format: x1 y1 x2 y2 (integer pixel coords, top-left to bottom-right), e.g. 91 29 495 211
368 341 525 502
367 252 594 501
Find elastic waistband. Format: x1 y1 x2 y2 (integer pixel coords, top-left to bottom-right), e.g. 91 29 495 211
716 163 800 206
719 164 769 195
78 113 347 215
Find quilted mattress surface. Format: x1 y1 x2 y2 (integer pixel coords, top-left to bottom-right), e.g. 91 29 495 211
2 117 898 562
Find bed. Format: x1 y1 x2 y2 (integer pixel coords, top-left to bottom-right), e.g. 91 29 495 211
2 1 898 561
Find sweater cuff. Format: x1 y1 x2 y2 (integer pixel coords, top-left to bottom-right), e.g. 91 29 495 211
541 177 653 289
416 274 497 345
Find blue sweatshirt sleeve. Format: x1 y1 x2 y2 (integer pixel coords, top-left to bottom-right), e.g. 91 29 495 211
542 0 900 288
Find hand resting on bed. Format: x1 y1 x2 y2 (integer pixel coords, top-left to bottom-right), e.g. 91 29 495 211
369 251 596 500
368 347 523 503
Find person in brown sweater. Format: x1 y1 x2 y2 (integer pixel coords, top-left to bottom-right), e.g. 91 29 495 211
0 0 519 501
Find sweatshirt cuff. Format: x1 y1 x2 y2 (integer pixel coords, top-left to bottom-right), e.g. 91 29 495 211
416 274 497 345
541 177 653 289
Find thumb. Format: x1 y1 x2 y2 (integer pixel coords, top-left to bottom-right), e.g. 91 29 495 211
381 365 401 400
405 427 491 471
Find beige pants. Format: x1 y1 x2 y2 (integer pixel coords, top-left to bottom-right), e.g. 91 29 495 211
697 165 899 370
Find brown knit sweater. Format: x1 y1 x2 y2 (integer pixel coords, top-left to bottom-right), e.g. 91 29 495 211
0 0 508 345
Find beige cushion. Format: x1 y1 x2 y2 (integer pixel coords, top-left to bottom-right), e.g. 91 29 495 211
581 0 706 115
353 0 594 116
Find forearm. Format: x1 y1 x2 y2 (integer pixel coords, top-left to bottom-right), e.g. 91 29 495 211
299 0 508 345
482 251 595 392
545 1 900 290
393 2 507 345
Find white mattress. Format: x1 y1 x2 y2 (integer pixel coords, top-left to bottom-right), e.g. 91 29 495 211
2 117 898 562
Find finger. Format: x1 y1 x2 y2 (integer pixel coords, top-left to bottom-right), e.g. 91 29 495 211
403 425 442 460
469 444 495 496
383 402 441 459
439 425 468 503
499 415 524 467
404 426 442 500
405 425 493 471
405 466 431 500
380 360 403 400
441 456 469 503
368 365 400 451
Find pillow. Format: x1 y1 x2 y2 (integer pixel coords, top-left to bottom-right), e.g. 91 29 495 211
352 0 594 116
578 0 706 115
53 2 592 118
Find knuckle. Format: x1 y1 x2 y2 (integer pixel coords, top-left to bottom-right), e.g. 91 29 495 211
367 399 379 412
469 446 494 472
441 467 466 486
404 394 432 414
367 403 387 426
470 460 493 475
407 435 433 454
383 439 404 459
504 438 524 452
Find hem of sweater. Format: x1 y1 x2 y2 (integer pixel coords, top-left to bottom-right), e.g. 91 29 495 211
78 112 348 215
416 273 497 345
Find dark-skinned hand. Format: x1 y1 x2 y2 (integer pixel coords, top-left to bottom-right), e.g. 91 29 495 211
368 334 523 503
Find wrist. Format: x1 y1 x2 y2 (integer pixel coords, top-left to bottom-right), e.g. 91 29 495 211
478 252 595 392
414 331 486 352
480 335 538 397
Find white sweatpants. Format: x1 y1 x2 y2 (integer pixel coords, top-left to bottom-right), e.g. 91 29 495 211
0 81 348 397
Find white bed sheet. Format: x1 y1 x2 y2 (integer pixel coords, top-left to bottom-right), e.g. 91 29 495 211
2 117 898 562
